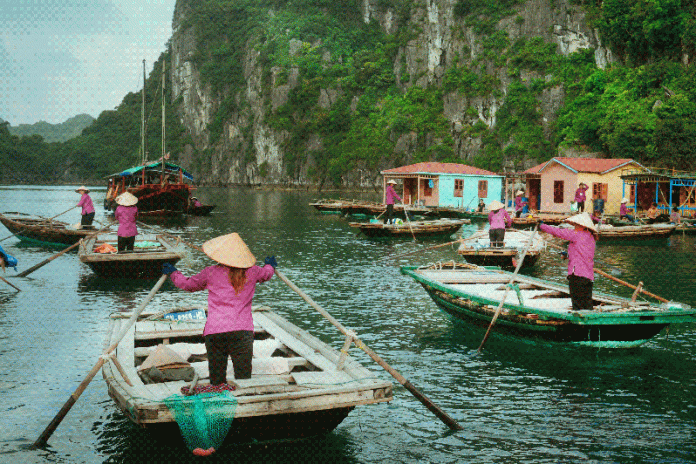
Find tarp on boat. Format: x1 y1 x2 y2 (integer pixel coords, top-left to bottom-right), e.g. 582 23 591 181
106 162 194 181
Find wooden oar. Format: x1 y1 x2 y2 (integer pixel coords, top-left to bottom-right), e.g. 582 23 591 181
378 234 481 262
33 274 168 448
478 224 539 352
0 207 79 243
402 204 417 241
0 275 21 291
15 223 114 278
274 269 464 431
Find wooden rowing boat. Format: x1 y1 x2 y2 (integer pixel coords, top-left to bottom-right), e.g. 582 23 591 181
511 213 568 228
456 229 545 269
594 223 676 241
102 305 393 443
79 234 187 278
350 218 469 239
401 262 695 348
0 211 97 247
186 204 215 216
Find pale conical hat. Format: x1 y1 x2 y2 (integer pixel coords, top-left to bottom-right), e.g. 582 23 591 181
75 186 90 193
565 212 597 232
138 344 189 371
487 200 505 211
387 180 397 185
115 192 138 206
621 198 629 203
516 190 524 196
202 233 256 268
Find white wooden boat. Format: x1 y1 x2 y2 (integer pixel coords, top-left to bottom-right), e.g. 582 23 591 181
457 229 545 268
102 305 393 442
79 234 187 278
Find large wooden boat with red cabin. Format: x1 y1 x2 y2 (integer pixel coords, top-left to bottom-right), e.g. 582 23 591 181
104 162 195 217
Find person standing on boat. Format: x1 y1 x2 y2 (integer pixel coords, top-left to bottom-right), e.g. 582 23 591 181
114 192 138 252
619 198 635 222
162 233 276 385
514 190 526 218
574 183 589 212
385 180 402 225
487 200 512 247
539 212 598 311
75 186 95 228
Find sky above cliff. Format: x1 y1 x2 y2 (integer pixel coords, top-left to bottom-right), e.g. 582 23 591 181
0 0 176 126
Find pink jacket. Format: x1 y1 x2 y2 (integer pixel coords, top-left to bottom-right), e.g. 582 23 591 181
385 185 402 205
574 186 588 203
540 223 596 281
620 204 629 216
488 209 512 230
77 193 95 215
514 195 526 211
170 264 275 335
115 205 138 237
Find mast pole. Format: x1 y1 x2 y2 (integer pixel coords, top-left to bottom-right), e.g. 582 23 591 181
161 60 166 177
141 59 146 166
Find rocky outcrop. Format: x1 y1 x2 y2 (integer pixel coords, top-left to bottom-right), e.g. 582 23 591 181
169 0 615 187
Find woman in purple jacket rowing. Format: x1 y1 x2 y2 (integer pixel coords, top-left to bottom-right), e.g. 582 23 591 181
162 233 276 385
539 212 598 311
114 192 139 251
487 200 512 247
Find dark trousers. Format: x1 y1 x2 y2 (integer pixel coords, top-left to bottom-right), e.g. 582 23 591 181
117 236 135 251
515 210 522 218
81 212 95 227
489 228 505 247
385 203 395 224
568 274 594 311
577 201 585 212
205 330 254 384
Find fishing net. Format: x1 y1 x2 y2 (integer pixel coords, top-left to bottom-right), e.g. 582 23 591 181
163 390 238 455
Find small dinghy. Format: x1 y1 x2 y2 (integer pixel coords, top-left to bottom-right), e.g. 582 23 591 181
0 211 97 247
401 262 695 348
102 305 393 446
79 234 187 278
457 229 545 269
350 218 469 239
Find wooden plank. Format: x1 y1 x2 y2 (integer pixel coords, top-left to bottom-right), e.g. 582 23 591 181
293 371 355 386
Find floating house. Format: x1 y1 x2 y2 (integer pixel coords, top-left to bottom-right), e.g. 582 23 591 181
620 167 696 217
522 157 649 214
381 162 503 208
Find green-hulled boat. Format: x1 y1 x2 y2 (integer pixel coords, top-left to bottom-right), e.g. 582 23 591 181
401 262 695 348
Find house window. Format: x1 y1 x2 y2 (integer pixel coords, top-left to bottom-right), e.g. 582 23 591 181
592 183 608 200
554 180 564 203
478 180 488 199
629 185 635 203
454 179 463 197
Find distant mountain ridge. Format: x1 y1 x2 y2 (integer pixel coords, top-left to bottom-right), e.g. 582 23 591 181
7 114 95 143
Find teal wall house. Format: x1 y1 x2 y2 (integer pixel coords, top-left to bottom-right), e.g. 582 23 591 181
381 162 504 209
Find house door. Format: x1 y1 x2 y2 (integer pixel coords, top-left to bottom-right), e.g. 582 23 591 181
421 178 438 206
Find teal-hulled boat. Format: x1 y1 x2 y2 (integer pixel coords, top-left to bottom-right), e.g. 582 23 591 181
401 262 696 348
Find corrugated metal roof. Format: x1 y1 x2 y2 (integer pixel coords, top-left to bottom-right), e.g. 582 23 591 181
381 162 499 176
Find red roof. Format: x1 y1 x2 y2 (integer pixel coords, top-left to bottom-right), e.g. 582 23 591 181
524 162 546 174
539 157 642 174
381 162 498 176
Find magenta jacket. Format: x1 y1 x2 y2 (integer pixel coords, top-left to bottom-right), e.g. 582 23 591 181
620 204 629 216
540 223 596 281
170 264 275 335
77 193 95 215
385 185 402 205
114 205 138 237
488 209 512 230
574 186 589 203
514 195 525 212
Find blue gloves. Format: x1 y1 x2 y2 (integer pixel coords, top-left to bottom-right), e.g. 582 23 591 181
162 263 178 275
264 256 277 268
560 251 568 259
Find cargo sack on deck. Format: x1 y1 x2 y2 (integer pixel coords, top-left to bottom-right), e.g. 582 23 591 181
138 344 195 384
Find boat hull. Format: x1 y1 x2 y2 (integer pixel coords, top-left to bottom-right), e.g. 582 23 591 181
457 250 540 269
351 219 468 239
0 212 94 247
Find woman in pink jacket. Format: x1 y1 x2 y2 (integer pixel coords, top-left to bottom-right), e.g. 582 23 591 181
384 179 402 224
75 186 95 227
487 200 512 247
574 183 589 212
539 212 598 311
163 233 276 385
114 192 139 251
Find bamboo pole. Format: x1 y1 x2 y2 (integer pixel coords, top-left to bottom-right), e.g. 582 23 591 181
33 274 168 448
378 234 481 262
0 275 20 291
274 269 464 431
478 225 539 352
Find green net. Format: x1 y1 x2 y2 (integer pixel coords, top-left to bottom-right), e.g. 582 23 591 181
163 391 238 453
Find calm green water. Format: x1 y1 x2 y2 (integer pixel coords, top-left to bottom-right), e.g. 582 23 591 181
1 185 695 463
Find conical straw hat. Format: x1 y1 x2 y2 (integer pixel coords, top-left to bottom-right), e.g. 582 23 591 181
516 190 524 195
115 192 138 206
75 186 90 193
621 198 629 203
565 212 597 232
487 200 505 211
387 180 397 185
202 233 256 268
138 344 189 371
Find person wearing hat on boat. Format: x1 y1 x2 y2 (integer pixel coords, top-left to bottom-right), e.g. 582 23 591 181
619 198 635 222
385 180 402 225
75 186 95 228
574 183 589 212
487 200 512 247
114 192 139 251
162 233 276 385
539 212 598 311
514 190 526 218
191 196 203 208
